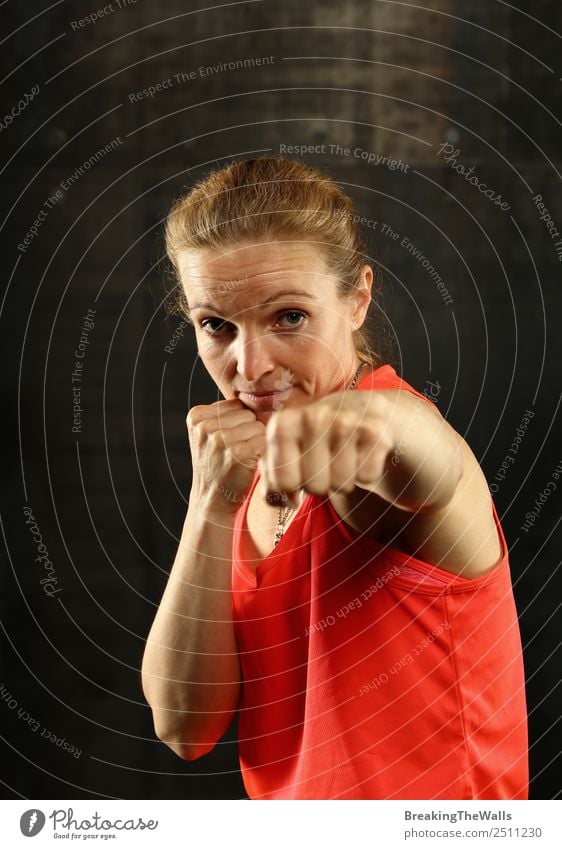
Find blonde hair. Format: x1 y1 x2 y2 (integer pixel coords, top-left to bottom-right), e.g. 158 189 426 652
164 155 386 367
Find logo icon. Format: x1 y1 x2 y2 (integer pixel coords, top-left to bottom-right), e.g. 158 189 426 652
20 810 46 837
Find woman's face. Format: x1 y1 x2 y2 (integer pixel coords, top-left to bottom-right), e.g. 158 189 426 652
177 239 372 422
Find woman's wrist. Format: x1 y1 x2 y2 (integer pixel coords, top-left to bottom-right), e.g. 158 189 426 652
187 485 243 525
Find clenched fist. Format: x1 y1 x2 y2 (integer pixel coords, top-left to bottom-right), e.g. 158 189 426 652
187 399 266 515
258 391 394 506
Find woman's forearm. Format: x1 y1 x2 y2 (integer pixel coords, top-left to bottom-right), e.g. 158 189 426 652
361 389 465 513
141 499 240 760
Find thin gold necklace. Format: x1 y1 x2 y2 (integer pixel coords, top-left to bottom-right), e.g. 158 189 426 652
273 361 368 547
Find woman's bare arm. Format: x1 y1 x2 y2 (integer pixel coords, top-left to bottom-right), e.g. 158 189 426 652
141 504 240 760
141 399 266 760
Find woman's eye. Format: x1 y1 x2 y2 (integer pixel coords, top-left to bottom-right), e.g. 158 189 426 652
277 311 307 328
200 311 307 335
200 318 231 335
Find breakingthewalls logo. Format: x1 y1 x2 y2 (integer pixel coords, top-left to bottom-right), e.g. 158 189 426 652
20 809 46 836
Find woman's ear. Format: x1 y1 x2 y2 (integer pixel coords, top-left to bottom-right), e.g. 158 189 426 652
351 265 373 329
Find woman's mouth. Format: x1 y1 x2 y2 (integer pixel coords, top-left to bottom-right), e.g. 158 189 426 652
238 386 293 407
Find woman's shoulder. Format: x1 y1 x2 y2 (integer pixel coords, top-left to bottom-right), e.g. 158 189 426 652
357 363 437 409
348 363 507 581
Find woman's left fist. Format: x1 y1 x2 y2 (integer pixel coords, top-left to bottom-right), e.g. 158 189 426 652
258 391 394 504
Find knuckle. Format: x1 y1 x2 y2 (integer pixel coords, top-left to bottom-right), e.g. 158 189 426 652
230 439 257 464
315 408 335 431
228 439 244 457
249 432 266 453
196 420 212 440
333 412 357 439
186 405 204 427
373 424 394 453
354 425 376 449
207 430 223 449
266 411 292 442
242 423 264 443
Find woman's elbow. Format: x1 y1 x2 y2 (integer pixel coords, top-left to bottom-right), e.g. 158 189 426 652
153 720 218 761
167 739 217 761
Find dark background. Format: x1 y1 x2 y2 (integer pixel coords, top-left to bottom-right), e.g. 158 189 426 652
1 0 560 800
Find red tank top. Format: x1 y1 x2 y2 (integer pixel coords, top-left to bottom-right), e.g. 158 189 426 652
231 364 529 799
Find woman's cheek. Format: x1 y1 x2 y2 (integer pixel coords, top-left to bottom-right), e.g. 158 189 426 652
197 334 224 361
207 347 232 384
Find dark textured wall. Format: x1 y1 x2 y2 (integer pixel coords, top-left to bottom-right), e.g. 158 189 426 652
1 0 560 800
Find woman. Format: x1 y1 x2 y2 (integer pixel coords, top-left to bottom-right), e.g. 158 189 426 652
141 156 528 800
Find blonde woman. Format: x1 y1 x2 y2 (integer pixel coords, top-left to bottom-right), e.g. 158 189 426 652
141 157 528 800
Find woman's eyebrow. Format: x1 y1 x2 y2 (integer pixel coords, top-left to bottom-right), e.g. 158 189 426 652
188 289 317 313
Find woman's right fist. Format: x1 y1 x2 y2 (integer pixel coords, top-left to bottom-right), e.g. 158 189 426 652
186 399 266 514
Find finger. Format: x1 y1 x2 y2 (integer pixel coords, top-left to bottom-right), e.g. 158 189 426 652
214 408 261 431
355 439 383 484
216 407 257 427
329 411 359 493
231 433 267 467
355 427 393 485
300 408 333 494
264 414 302 493
212 399 247 409
267 438 303 494
222 421 266 444
187 399 246 427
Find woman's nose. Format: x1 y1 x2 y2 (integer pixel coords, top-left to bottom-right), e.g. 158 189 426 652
235 332 275 383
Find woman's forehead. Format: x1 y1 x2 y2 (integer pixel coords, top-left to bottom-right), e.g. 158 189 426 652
178 240 329 286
